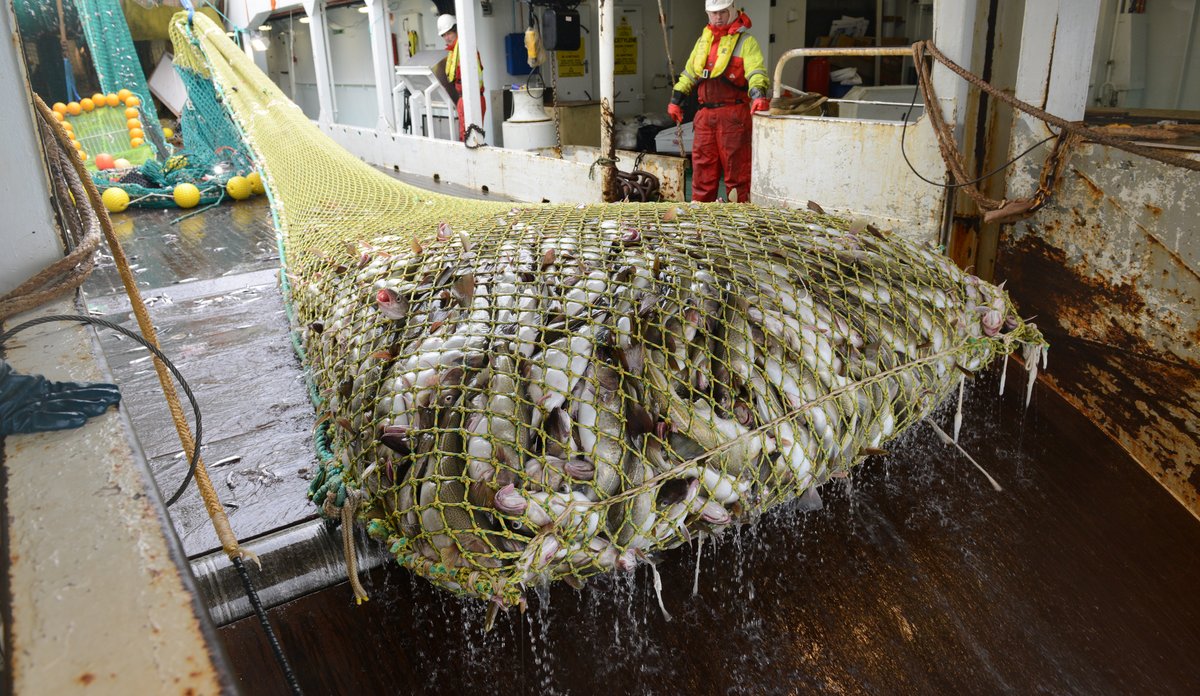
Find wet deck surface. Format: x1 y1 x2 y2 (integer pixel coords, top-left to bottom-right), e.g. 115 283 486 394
83 184 1200 694
83 171 511 556
219 350 1200 695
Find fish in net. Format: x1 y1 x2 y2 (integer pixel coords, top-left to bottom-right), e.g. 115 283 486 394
168 13 1047 610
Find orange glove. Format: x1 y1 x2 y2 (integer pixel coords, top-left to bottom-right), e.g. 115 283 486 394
667 103 684 123
751 98 771 113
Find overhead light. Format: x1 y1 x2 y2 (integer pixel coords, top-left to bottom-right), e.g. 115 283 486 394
258 24 272 31
358 6 370 13
299 16 311 24
251 36 269 51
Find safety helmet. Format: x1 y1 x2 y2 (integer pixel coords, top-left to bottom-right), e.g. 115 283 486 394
705 0 734 11
437 14 457 36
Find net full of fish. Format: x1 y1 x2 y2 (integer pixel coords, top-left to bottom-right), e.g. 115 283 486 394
301 206 1046 608
165 13 1046 613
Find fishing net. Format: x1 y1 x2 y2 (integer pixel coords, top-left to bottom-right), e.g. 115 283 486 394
56 94 156 167
169 13 1048 608
87 60 256 207
72 0 164 149
15 0 256 206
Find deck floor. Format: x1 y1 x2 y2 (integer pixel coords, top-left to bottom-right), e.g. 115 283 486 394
220 363 1200 695
83 186 1200 694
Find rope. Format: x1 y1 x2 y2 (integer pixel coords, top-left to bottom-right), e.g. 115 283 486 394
0 113 101 321
915 40 1200 172
22 93 302 696
32 95 251 565
341 488 369 604
0 314 205 507
912 42 1080 224
655 0 684 155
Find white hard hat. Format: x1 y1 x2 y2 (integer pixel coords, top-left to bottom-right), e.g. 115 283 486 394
705 0 734 11
437 14 457 36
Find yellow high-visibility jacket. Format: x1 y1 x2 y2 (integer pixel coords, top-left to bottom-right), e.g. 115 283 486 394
673 14 769 101
446 41 484 90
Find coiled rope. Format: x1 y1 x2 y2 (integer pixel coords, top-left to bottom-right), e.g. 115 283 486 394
0 107 101 321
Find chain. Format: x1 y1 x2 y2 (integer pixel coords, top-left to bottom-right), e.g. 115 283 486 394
550 53 563 158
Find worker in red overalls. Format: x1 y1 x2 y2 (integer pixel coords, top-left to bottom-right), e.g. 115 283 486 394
438 14 486 142
668 1 770 203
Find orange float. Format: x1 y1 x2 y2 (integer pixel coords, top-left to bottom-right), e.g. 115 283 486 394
66 101 81 115
105 93 120 107
127 118 142 130
124 107 139 119
80 98 95 112
52 102 67 115
125 96 141 108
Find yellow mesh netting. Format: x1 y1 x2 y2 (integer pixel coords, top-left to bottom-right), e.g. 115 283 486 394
170 14 1047 607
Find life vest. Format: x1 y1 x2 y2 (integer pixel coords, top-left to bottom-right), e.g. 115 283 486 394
673 12 769 101
445 40 484 89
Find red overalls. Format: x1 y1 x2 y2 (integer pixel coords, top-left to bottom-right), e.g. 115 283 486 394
690 20 755 202
447 40 486 142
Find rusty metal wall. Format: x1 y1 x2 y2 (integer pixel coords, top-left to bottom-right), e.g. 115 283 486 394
996 122 1200 517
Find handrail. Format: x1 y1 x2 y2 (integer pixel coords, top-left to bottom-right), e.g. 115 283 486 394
772 46 913 98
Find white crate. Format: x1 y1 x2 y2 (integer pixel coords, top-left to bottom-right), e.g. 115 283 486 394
654 121 694 155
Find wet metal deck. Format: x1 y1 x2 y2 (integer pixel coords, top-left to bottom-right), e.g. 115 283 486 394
83 172 512 557
219 363 1200 694
83 185 1200 694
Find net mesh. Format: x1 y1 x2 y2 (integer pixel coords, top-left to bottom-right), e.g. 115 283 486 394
73 0 165 149
24 0 256 206
170 13 1047 606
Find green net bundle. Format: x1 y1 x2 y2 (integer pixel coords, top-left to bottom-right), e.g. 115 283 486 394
169 14 1047 607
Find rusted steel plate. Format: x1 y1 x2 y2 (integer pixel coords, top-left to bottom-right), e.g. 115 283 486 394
998 140 1200 517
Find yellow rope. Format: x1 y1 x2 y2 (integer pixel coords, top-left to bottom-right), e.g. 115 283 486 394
32 95 253 566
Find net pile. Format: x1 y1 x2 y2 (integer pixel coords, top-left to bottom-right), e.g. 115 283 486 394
72 0 166 150
170 14 1047 607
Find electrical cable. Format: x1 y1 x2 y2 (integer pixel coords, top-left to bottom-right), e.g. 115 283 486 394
899 83 1058 190
0 314 201 507
0 314 304 694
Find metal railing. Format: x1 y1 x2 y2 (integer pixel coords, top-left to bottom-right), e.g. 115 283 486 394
772 46 914 99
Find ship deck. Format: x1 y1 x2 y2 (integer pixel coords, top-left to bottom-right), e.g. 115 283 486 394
82 182 1200 695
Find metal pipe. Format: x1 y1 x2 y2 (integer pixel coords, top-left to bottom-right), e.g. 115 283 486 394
302 0 336 126
366 0 397 133
772 47 913 98
599 0 617 200
455 0 485 145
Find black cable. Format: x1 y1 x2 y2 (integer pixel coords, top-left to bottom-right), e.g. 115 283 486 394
0 314 201 506
235 556 303 695
900 83 1058 190
1 314 304 693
